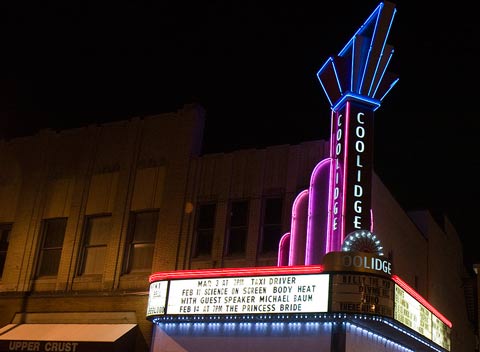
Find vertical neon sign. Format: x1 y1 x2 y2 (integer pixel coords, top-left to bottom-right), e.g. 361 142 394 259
329 108 346 251
318 2 398 255
278 2 398 265
329 101 374 248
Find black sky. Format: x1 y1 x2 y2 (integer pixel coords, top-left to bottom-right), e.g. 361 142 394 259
1 1 479 265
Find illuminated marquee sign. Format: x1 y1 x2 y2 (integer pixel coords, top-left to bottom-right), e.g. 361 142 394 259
146 281 168 316
147 267 452 351
394 284 451 351
147 273 329 316
331 273 393 317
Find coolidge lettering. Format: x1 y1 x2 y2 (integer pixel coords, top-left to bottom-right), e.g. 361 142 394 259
342 254 391 275
342 105 374 237
330 107 372 238
352 112 366 230
331 112 344 233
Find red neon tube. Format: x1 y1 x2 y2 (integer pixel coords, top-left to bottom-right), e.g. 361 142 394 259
392 274 452 328
149 265 324 283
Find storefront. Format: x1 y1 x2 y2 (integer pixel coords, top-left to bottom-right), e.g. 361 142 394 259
0 313 138 352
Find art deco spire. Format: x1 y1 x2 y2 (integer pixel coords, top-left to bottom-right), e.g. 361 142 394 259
316 2 398 111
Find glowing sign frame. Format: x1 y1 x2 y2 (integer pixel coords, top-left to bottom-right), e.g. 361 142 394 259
147 267 452 329
147 266 452 351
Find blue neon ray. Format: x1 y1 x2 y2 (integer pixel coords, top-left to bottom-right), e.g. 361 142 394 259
316 1 398 111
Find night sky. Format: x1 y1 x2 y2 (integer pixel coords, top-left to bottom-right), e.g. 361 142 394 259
1 1 479 265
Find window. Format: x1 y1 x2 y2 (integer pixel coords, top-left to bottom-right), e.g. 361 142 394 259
37 218 67 277
0 223 12 279
259 196 284 255
225 200 249 256
78 215 111 275
192 203 216 258
123 210 158 273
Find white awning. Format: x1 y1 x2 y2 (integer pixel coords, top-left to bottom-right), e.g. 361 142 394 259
0 324 137 352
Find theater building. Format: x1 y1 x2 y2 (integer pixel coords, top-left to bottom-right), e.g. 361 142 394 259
0 101 476 351
0 1 478 352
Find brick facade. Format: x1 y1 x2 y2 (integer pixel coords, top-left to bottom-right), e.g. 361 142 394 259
0 104 476 351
